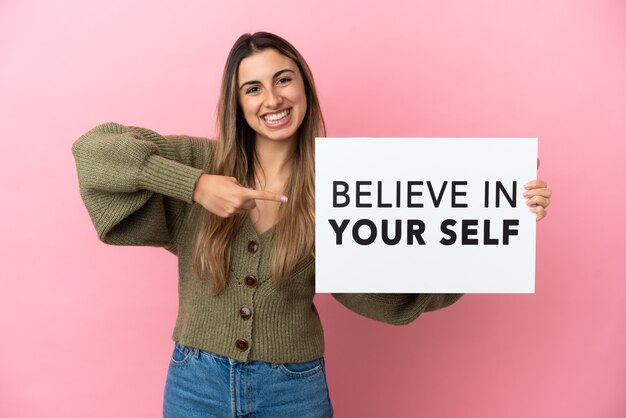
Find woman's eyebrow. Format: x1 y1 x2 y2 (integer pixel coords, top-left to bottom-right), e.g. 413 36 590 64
239 69 295 90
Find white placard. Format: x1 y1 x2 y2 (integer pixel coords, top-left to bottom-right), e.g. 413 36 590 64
315 138 537 293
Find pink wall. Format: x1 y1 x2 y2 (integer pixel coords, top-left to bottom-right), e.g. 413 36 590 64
1 0 625 417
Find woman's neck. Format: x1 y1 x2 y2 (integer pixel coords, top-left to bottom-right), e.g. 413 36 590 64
254 136 296 186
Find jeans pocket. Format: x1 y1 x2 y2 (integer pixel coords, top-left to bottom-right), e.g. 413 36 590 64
170 342 193 367
277 358 324 378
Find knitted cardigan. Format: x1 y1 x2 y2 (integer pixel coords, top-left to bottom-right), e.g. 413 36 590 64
71 122 463 363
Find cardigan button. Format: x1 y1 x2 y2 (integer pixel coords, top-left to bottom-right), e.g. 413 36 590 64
239 306 252 320
244 275 258 288
247 241 259 254
235 339 249 352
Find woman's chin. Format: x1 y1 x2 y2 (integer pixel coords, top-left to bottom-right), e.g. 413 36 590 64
257 128 298 143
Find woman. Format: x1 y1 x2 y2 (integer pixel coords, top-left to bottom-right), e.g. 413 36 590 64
72 32 551 417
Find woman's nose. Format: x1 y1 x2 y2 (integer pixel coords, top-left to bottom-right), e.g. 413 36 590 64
265 88 283 108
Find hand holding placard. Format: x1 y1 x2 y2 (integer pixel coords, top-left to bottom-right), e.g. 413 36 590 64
523 180 552 221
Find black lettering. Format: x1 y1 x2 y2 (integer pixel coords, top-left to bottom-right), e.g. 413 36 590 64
483 219 499 245
377 181 392 208
353 219 377 245
396 181 401 207
407 181 424 208
428 181 448 208
440 219 456 245
503 219 519 245
496 181 517 208
407 219 426 245
328 219 350 244
461 219 479 245
484 181 489 208
451 181 468 208
333 181 350 208
382 219 402 245
355 181 372 208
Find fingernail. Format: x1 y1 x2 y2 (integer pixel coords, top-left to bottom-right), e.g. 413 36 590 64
523 192 530 198
524 182 532 189
281 196 288 203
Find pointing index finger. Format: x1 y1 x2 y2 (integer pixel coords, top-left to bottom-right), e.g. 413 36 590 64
246 189 288 203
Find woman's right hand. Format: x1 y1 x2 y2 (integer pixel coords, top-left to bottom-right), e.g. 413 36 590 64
192 174 288 217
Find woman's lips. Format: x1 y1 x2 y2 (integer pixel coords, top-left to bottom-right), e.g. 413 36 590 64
261 108 292 129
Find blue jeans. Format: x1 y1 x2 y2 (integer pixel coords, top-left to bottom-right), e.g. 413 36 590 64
163 342 334 417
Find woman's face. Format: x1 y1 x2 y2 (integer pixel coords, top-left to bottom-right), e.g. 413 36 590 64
237 48 307 145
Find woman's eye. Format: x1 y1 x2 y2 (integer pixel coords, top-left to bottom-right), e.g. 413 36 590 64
245 86 260 94
277 77 292 85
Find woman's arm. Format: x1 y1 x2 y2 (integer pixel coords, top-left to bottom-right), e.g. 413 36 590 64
332 293 463 325
71 122 213 254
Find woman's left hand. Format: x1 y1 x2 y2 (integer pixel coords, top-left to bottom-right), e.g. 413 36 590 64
523 180 552 221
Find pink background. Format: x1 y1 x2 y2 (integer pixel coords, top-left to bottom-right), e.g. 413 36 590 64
1 0 625 417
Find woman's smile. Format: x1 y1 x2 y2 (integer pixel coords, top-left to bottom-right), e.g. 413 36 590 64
261 108 292 128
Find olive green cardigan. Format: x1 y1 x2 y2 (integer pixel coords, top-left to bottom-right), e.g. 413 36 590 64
71 122 462 363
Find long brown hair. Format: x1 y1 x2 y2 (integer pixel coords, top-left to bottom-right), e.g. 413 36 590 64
192 32 325 294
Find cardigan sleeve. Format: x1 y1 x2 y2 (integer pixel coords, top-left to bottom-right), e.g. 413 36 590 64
331 293 463 325
71 122 213 254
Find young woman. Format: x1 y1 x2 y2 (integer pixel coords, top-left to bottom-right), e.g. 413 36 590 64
72 32 552 417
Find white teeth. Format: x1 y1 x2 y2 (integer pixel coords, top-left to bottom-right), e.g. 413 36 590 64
263 109 290 122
